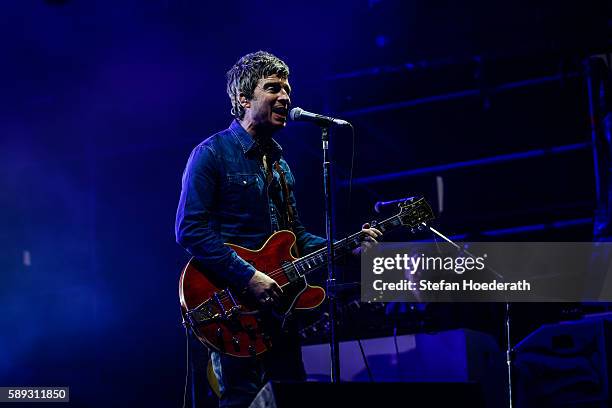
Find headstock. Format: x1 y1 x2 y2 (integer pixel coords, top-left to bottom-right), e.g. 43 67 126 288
396 197 435 228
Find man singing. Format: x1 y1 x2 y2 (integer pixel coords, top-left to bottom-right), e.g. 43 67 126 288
176 51 380 407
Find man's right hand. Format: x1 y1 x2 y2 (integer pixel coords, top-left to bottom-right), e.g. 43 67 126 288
247 270 283 306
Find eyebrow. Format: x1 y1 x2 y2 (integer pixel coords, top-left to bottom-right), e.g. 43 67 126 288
263 80 291 94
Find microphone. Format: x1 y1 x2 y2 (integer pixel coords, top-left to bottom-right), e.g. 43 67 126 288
289 107 351 127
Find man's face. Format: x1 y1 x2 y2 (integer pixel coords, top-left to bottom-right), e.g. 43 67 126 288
243 74 291 132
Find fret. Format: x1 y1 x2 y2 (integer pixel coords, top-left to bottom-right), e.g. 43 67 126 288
282 262 300 282
289 197 433 279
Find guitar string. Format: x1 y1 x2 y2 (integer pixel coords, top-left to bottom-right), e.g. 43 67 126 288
194 206 432 349
211 235 363 306
209 210 421 307
211 220 396 306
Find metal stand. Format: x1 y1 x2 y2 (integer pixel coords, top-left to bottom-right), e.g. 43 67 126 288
505 302 513 408
428 225 513 407
321 126 341 383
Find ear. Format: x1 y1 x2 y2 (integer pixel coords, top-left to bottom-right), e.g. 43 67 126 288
239 93 250 109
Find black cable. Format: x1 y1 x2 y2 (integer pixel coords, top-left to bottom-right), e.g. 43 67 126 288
356 338 374 382
392 325 404 382
348 123 375 383
183 326 190 408
326 122 373 381
346 123 356 222
338 123 357 256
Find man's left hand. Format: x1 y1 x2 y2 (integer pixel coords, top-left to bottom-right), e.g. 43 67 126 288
352 223 383 256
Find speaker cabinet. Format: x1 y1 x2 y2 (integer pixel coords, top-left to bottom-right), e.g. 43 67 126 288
301 329 507 407
514 314 612 407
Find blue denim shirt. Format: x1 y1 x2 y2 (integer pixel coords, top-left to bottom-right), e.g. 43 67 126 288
175 120 326 290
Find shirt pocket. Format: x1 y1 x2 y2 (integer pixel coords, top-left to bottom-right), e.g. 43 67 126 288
223 173 265 209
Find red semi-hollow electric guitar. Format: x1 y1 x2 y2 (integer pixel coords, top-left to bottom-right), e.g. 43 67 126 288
179 197 434 357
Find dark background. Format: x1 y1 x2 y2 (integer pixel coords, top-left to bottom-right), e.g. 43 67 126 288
2 0 611 406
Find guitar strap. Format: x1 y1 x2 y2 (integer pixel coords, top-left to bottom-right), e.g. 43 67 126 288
270 160 300 258
263 154 300 257
273 162 296 227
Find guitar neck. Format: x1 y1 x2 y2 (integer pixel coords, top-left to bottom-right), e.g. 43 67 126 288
292 213 404 277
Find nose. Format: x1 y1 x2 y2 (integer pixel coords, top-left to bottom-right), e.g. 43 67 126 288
278 89 290 106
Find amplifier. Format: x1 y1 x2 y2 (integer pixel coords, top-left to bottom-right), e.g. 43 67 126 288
514 313 612 407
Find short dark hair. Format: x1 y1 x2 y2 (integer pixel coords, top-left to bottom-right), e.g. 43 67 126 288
226 51 290 119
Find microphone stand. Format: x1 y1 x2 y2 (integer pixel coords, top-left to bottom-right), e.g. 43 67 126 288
320 125 341 383
428 225 513 408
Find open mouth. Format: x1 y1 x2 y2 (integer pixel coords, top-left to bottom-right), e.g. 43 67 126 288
272 107 288 117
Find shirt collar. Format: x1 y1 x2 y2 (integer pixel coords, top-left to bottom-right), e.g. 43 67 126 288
229 119 283 162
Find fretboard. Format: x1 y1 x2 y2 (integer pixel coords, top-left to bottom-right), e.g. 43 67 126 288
291 213 404 277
